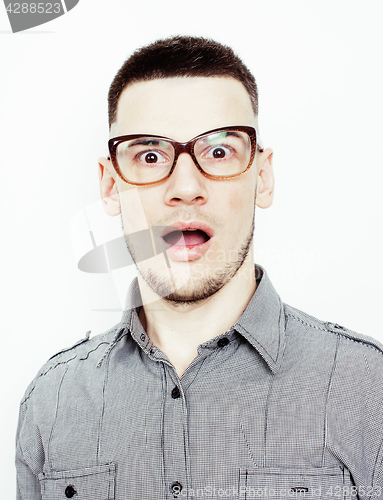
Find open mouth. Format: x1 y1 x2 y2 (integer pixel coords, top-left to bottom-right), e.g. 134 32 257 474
163 229 211 246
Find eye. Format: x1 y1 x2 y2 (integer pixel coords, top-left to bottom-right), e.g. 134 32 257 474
137 150 168 164
205 145 232 160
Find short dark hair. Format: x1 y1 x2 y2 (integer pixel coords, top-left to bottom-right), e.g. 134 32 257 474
108 35 258 128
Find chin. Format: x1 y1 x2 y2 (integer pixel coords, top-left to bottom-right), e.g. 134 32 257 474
137 253 250 306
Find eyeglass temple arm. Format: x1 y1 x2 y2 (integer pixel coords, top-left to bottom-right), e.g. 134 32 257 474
256 135 264 153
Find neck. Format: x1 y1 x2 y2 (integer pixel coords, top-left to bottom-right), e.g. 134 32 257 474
138 255 256 377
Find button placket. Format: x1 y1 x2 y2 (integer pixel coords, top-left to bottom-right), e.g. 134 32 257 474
162 366 189 499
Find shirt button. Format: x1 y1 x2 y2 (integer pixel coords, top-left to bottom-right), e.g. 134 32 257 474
170 481 183 496
217 337 229 347
140 333 145 341
171 386 181 399
65 485 77 498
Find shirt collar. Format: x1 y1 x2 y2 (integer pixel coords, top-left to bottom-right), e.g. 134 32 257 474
117 265 286 373
233 265 286 372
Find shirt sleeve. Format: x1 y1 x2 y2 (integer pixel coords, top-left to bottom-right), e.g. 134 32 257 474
15 399 43 500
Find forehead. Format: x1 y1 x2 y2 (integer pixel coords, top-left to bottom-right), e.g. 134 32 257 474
112 77 256 142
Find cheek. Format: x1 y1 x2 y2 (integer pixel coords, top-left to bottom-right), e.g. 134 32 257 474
228 192 244 212
226 184 256 217
118 186 150 233
136 188 162 223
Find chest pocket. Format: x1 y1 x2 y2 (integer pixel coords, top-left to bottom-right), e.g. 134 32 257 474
239 466 353 500
38 463 115 500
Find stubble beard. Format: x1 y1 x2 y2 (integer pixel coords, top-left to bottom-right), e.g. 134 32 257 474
123 210 255 307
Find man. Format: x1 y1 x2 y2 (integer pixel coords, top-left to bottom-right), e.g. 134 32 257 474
16 36 383 500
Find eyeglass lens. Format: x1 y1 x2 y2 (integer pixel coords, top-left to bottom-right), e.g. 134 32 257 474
115 130 252 184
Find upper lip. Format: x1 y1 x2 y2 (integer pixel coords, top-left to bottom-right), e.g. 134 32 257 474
160 221 214 239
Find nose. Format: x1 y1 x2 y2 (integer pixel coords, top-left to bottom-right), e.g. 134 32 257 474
164 152 208 207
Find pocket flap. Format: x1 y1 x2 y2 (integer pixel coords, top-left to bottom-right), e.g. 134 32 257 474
38 463 115 500
240 466 352 500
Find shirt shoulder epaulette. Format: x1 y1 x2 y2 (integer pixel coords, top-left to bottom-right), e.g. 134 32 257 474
20 323 123 405
284 303 383 358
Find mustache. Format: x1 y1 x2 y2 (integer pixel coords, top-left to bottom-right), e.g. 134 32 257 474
151 210 222 230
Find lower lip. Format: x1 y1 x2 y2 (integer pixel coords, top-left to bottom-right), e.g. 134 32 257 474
164 236 214 262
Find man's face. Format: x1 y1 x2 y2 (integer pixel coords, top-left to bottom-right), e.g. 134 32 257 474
104 77 270 305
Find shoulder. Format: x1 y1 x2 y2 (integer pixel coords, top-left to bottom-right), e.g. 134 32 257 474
283 303 383 364
20 323 124 406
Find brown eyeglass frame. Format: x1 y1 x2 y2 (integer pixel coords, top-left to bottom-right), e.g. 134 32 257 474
108 125 263 187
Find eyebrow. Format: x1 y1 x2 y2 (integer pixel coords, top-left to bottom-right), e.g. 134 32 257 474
126 138 171 147
202 131 245 141
202 131 246 145
121 130 246 149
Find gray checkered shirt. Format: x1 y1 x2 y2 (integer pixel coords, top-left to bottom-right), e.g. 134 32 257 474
16 266 383 500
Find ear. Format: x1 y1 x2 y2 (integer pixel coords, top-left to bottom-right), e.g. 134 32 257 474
98 156 121 216
255 148 274 209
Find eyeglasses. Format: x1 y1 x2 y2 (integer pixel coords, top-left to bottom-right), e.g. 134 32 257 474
108 126 262 186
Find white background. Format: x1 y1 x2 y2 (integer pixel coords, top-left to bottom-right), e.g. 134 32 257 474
1 0 383 496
